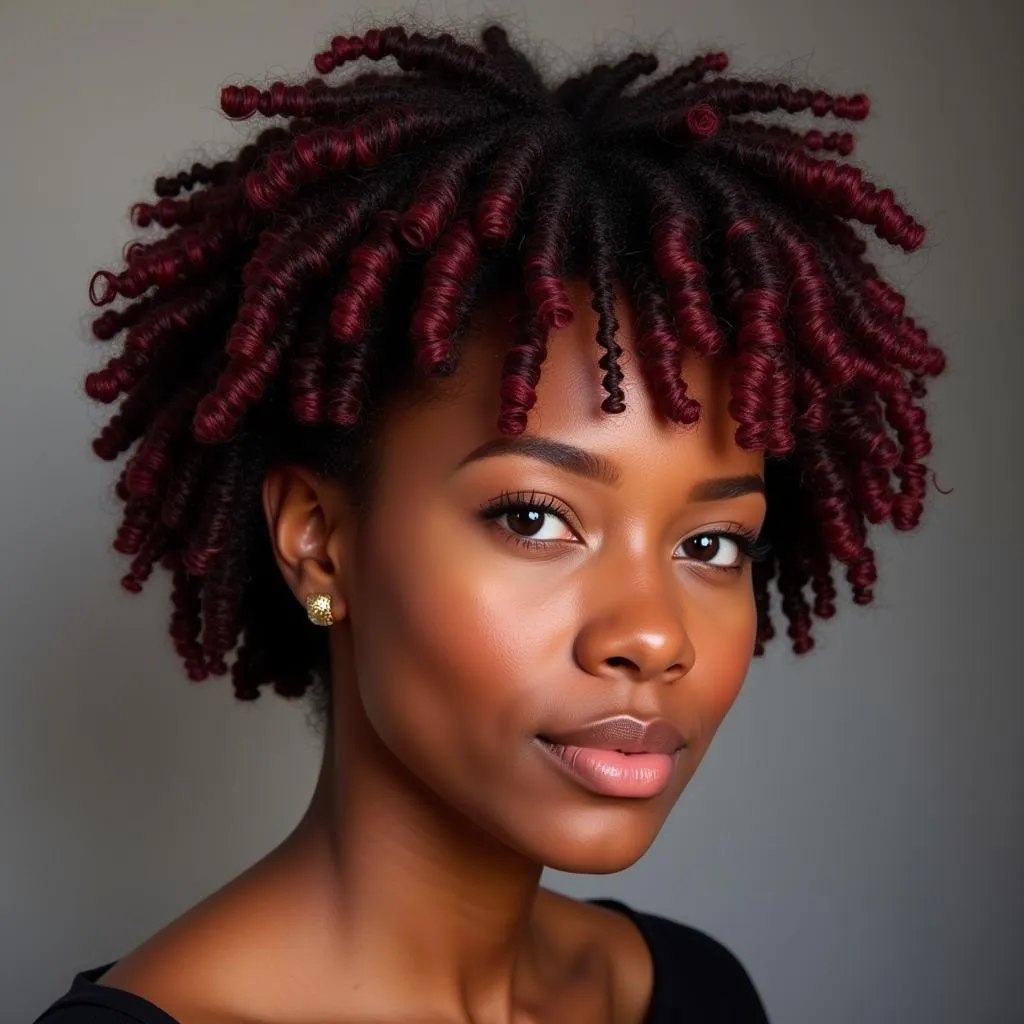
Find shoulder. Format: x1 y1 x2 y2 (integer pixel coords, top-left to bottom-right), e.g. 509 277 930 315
535 890 769 1022
31 963 183 1024
32 896 261 1024
34 1008 165 1024
590 898 770 1022
621 901 751 970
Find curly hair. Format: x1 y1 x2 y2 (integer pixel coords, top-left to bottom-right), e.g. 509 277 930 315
81 21 946 704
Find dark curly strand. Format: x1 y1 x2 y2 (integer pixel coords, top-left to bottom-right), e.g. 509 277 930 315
82 21 945 702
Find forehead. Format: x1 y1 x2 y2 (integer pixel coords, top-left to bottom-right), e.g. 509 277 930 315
382 275 764 482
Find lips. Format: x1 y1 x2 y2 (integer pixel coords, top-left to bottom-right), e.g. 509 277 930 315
539 715 685 755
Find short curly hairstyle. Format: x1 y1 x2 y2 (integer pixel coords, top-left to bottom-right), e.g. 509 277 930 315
82 20 945 705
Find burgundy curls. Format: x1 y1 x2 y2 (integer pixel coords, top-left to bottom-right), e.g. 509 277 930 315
82 20 944 700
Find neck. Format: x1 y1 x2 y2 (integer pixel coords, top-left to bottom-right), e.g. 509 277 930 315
282 681 547 1021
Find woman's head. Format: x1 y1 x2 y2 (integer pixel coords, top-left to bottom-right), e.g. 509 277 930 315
266 277 764 870
82 21 943 868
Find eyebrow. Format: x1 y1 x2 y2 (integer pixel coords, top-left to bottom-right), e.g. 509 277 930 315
455 436 765 501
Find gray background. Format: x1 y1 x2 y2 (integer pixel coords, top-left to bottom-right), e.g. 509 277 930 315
2 1 1021 1021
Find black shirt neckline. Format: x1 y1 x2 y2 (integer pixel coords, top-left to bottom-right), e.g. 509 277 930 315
54 961 178 1023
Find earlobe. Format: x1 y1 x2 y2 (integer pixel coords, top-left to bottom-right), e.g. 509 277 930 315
261 465 351 623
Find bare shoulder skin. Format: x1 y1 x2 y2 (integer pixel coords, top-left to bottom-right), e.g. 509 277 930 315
100 881 651 1023
97 278 764 1023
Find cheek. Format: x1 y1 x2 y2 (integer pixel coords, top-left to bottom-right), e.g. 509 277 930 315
347 503 558 774
687 582 758 744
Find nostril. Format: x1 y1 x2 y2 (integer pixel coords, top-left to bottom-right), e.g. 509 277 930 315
605 656 637 670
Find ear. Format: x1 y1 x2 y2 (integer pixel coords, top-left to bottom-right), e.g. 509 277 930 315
260 464 354 624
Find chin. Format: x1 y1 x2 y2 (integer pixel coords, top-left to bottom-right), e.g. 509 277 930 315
501 804 670 875
542 844 652 875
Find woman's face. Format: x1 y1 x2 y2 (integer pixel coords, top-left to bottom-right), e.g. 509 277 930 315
335 277 766 873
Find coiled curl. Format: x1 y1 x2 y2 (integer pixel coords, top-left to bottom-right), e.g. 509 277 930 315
82 20 944 700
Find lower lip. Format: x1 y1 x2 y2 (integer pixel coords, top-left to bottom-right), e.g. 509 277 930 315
537 739 679 798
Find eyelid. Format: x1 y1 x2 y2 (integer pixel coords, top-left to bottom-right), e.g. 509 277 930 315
478 490 585 541
679 520 761 546
674 521 771 569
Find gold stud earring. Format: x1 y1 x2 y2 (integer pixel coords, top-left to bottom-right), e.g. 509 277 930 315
305 592 336 626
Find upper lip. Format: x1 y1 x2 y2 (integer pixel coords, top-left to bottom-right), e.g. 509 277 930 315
540 716 685 754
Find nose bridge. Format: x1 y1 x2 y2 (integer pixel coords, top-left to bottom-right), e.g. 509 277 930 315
573 537 694 682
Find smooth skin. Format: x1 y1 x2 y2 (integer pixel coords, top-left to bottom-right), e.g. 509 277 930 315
98 277 766 1023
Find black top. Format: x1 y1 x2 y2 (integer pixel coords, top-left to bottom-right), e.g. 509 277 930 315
32 899 769 1023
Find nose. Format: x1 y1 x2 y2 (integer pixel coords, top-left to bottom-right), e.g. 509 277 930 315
572 567 695 684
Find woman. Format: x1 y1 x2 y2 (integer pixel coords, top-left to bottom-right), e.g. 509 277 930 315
33 19 944 1023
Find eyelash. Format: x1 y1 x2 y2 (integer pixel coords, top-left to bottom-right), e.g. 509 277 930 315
478 490 771 572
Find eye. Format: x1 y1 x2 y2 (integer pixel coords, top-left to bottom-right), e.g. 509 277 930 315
480 497 768 567
479 491 580 547
676 532 755 570
678 534 742 568
495 505 576 542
